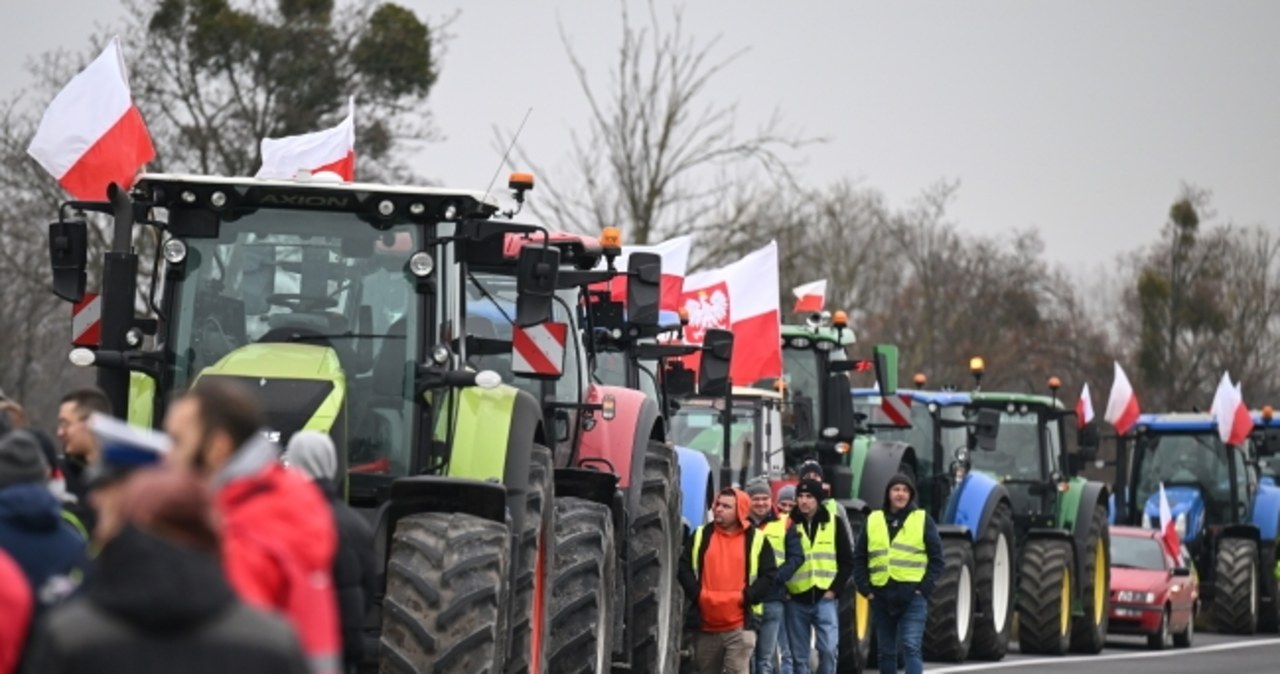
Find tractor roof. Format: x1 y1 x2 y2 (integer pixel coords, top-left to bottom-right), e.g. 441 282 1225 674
970 391 1065 410
1136 412 1268 432
851 388 972 406
781 323 856 346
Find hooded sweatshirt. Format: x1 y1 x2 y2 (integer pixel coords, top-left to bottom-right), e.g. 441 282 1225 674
0 483 89 609
853 473 944 616
678 489 777 632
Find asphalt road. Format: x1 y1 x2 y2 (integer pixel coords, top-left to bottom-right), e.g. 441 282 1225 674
923 633 1280 673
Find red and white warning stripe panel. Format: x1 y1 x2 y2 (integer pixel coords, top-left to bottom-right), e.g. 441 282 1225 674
72 292 102 347
880 393 913 427
512 321 568 378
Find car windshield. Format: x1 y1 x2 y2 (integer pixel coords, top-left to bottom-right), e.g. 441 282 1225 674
169 208 420 477
1133 432 1240 523
1111 535 1167 571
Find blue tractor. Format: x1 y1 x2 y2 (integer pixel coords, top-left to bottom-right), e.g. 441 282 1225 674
1113 413 1280 634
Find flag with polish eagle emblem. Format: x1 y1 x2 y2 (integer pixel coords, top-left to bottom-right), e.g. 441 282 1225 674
257 97 356 181
792 279 827 313
27 37 155 200
1211 372 1254 446
680 242 781 384
1158 482 1181 558
596 235 692 312
1075 383 1095 429
1105 362 1140 435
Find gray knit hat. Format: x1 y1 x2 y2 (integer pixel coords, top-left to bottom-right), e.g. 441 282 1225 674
745 477 772 498
285 431 338 481
0 430 49 488
776 484 797 502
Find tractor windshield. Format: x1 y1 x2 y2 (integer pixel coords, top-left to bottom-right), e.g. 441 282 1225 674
853 399 966 485
672 400 757 475
1133 432 1247 525
969 407 1048 481
167 208 421 476
779 343 847 442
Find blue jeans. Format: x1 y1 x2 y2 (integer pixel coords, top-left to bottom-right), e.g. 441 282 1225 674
785 597 838 674
754 601 792 674
872 593 927 674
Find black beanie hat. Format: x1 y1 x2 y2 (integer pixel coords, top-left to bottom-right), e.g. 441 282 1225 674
796 479 826 501
798 460 824 481
885 472 917 504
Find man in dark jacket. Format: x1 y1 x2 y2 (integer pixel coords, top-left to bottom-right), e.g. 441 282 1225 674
21 466 309 674
853 473 944 674
679 488 778 674
785 479 855 674
285 431 376 673
0 431 89 610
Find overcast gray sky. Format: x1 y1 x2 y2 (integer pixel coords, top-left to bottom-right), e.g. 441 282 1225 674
5 1 1278 270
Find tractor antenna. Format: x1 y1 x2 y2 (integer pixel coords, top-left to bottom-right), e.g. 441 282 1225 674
483 107 533 205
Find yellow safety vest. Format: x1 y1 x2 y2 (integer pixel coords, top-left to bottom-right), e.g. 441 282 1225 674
760 518 789 567
786 512 839 594
691 524 767 616
866 509 927 586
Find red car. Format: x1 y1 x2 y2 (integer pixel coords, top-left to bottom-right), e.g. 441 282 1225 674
1108 526 1198 649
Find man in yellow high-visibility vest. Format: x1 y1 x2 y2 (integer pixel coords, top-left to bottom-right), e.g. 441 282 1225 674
784 479 854 674
745 478 803 674
853 473 943 674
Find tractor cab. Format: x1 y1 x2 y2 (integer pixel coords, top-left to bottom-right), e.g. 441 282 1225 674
670 386 787 493
768 315 857 446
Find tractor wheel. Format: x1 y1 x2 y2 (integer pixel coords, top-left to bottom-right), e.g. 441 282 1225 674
506 446 553 673
841 509 873 670
1069 503 1110 653
924 537 975 662
628 441 683 673
380 513 510 674
1259 539 1280 633
1213 537 1260 635
1016 537 1074 655
547 497 616 674
970 501 1015 660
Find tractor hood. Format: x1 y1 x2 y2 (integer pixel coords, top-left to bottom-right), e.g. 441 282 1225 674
1142 485 1202 543
197 342 347 446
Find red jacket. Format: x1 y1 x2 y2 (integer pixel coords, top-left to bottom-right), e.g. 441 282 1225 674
217 442 340 674
0 548 32 674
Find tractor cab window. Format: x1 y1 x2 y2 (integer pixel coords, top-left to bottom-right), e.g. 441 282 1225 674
672 401 757 481
1133 433 1232 524
854 397 937 483
969 407 1043 481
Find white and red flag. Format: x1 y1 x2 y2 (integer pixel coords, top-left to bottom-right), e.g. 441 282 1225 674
27 37 155 200
597 235 692 312
680 242 782 384
792 279 828 314
257 97 356 181
1211 372 1254 446
1105 362 1141 435
1075 383 1095 429
1158 482 1181 557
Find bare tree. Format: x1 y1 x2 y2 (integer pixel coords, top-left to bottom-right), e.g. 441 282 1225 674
500 0 818 244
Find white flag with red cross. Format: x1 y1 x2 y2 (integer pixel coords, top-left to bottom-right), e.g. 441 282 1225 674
27 37 155 200
679 242 782 384
512 321 568 379
257 97 356 181
792 279 827 314
595 235 692 312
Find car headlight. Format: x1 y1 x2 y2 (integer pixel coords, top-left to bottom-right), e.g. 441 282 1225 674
1117 591 1157 604
1175 512 1187 537
1141 512 1152 529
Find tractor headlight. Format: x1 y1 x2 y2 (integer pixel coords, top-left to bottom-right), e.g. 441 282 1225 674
1175 512 1187 537
1117 591 1156 604
162 238 188 264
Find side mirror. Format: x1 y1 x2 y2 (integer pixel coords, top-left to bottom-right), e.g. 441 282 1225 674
1172 566 1192 577
1076 421 1100 461
626 251 661 328
665 362 697 398
974 408 1001 452
553 409 572 443
49 220 88 303
515 245 561 327
872 344 898 395
698 329 733 397
821 373 857 442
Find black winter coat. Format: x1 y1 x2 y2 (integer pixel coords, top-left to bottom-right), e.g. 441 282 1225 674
317 479 376 668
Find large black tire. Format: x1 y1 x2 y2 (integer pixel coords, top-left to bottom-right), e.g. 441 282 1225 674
628 441 683 673
1259 539 1280 633
1069 502 1110 653
1016 538 1073 655
507 446 553 673
841 510 872 670
924 537 975 662
1213 537 1259 635
380 513 511 674
547 497 616 674
970 501 1015 660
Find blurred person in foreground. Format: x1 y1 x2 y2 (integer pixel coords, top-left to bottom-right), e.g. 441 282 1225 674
21 466 309 674
0 548 32 674
285 431 376 673
164 377 340 674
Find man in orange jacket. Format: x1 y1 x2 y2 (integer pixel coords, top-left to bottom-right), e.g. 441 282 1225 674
679 488 778 674
164 378 341 674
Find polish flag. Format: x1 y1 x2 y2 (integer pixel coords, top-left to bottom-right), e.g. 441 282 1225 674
1211 372 1254 446
680 242 782 384
597 235 692 312
1075 383 1095 429
792 279 828 314
27 37 155 200
257 97 356 181
1104 362 1141 435
1158 483 1181 558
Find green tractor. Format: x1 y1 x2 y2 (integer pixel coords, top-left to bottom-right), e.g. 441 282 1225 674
50 172 577 672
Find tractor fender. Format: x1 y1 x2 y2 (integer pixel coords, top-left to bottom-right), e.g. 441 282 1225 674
857 439 918 511
1251 483 1280 541
1061 479 1110 604
378 476 510 577
1219 523 1261 542
937 523 972 541
675 447 715 528
944 470 1012 545
578 384 663 497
